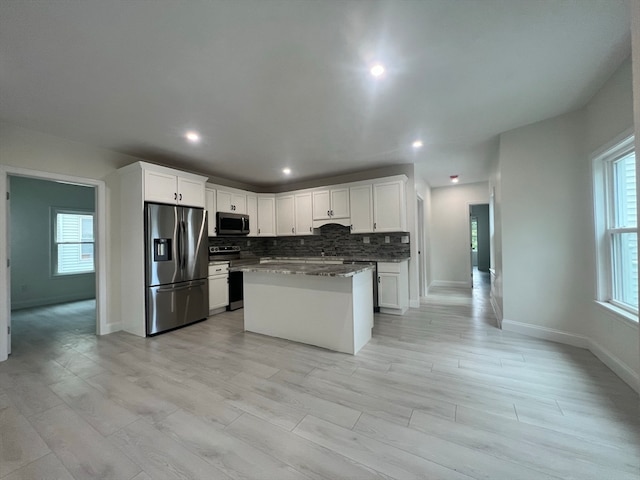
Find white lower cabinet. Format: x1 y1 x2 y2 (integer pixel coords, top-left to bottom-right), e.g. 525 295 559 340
377 260 409 315
208 263 229 313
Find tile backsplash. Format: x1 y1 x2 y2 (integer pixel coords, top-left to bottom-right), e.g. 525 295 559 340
208 224 410 259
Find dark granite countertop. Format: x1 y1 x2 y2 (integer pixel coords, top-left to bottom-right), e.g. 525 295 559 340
237 262 375 277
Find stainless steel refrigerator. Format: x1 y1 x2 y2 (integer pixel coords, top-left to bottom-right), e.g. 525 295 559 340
144 203 209 335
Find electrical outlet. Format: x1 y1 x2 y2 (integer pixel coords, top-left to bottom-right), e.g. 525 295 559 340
401 235 409 244
273 239 277 245
385 236 390 243
247 240 251 246
300 239 304 245
363 237 370 244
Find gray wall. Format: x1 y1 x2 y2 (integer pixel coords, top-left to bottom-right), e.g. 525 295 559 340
471 204 490 271
10 176 96 309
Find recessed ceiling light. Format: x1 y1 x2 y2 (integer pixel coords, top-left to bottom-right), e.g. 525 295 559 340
450 175 459 184
282 168 291 175
370 63 385 77
185 131 200 143
412 140 423 149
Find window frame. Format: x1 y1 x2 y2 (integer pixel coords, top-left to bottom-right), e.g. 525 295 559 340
592 132 638 321
51 208 96 276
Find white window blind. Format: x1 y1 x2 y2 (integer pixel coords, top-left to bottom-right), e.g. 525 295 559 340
53 211 95 275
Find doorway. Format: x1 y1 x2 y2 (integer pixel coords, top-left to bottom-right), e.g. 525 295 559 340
0 165 108 361
9 176 97 354
469 204 490 287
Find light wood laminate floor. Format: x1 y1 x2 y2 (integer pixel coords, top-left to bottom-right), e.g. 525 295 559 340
1 276 638 479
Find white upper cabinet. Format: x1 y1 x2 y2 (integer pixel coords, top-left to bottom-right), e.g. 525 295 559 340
144 168 206 207
205 187 216 236
276 195 295 236
373 179 407 232
257 195 276 236
349 184 374 233
246 194 258 237
216 189 247 214
312 187 349 220
177 177 206 207
330 188 350 218
295 192 313 235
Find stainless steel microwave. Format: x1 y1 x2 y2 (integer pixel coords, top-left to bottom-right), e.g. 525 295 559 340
215 212 250 236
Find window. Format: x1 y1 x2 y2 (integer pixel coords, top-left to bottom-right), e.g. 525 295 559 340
53 210 95 275
471 217 478 252
593 134 637 317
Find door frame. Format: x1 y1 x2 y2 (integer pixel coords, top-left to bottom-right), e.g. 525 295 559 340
467 202 490 288
0 165 108 361
416 194 426 298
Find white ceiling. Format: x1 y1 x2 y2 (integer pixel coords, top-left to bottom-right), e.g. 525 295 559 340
0 0 631 188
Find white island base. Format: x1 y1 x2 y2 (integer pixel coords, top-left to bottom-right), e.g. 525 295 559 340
243 269 373 355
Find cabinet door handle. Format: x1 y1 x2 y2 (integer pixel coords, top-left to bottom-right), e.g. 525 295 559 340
258 228 261 234
309 226 312 232
350 224 353 230
291 227 294 233
378 276 381 283
174 192 177 200
179 193 182 201
327 210 330 217
373 222 376 230
330 210 334 216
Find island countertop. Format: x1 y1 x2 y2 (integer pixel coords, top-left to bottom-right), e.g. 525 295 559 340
237 262 374 277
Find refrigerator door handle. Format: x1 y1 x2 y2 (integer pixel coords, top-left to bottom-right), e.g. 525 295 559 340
157 279 206 293
180 220 187 270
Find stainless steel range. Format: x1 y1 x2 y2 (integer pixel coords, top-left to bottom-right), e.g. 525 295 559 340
208 246 260 310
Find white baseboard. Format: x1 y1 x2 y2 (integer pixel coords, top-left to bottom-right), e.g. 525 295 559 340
589 339 640 395
502 319 589 348
430 280 470 288
99 322 122 335
502 318 639 394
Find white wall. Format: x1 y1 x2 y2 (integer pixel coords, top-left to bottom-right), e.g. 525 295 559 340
10 176 96 309
500 110 590 336
584 57 638 389
430 182 489 287
496 57 639 392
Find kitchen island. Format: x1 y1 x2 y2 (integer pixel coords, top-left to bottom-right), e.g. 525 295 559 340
238 262 374 354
